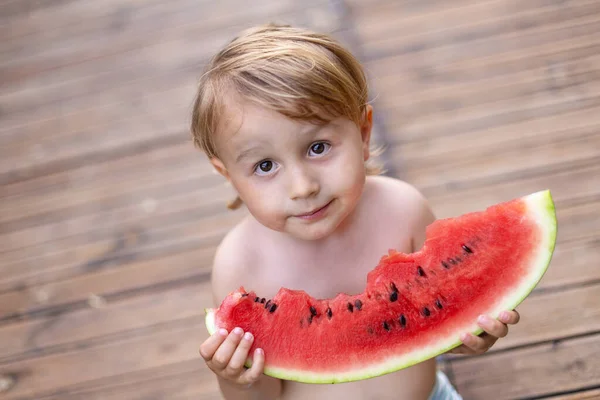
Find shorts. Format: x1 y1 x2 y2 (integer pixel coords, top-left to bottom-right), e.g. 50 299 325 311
427 370 463 400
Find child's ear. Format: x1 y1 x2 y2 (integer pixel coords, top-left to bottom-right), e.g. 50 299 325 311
360 105 374 161
210 157 230 181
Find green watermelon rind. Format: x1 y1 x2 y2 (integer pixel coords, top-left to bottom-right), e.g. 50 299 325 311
204 190 557 384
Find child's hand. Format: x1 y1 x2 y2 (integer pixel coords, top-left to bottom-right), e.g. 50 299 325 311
200 327 265 388
449 310 520 355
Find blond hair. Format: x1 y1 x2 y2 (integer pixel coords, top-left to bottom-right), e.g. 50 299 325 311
191 24 382 209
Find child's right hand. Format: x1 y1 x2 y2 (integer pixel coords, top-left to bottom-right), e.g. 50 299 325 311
200 327 265 389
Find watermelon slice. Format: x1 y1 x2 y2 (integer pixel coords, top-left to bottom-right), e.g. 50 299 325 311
205 190 557 383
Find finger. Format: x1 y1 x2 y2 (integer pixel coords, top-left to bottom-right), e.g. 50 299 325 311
227 331 255 373
499 310 520 325
478 315 509 338
240 348 265 385
211 327 244 370
199 328 229 361
460 333 493 354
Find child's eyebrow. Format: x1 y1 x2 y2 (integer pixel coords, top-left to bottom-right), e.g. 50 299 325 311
235 145 263 163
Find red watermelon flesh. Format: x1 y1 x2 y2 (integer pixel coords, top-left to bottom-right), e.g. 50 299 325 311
205 190 557 383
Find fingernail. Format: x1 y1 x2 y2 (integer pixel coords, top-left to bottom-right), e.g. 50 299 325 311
233 327 243 335
244 332 253 341
218 328 228 336
255 348 263 356
460 333 469 342
500 312 509 322
478 315 489 324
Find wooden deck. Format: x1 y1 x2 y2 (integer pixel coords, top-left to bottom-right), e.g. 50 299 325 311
1 0 599 399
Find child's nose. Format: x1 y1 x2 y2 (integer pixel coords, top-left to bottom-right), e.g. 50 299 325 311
288 167 319 200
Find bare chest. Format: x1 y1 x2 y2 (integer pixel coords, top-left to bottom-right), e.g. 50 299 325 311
247 229 413 301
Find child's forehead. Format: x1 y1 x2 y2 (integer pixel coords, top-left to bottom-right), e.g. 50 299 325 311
216 95 324 146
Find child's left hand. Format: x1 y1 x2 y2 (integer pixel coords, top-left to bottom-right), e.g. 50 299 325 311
448 310 521 355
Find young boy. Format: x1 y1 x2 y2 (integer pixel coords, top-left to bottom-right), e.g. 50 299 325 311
193 24 520 400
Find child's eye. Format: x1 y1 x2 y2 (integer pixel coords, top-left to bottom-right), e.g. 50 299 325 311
308 142 331 157
254 160 279 176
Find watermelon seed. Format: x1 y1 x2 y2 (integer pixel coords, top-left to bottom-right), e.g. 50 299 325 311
399 314 407 328
241 293 249 297
265 300 271 309
435 299 443 309
254 297 260 302
347 302 354 312
326 307 333 319
308 315 314 324
441 261 450 269
422 307 431 317
456 257 462 263
383 321 390 331
269 304 277 313
260 298 266 304
354 299 363 310
417 266 425 277
449 258 457 265
309 306 317 317
389 291 398 302
390 282 399 292
462 244 473 253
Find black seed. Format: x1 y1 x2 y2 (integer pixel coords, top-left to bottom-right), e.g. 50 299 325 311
417 266 425 277
435 299 443 309
383 321 390 331
422 307 431 317
326 307 333 319
254 297 260 302
260 298 266 304
241 293 249 297
462 244 473 253
354 300 363 310
269 304 277 313
308 314 313 324
449 258 457 265
347 302 354 312
399 314 407 327
389 291 398 302
390 282 399 293
441 261 450 269
265 300 271 309
309 306 317 316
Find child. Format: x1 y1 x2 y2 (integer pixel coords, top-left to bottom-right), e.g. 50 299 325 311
193 24 520 400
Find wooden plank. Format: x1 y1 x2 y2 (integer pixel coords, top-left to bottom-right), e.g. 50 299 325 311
37 360 220 400
388 103 600 161
0 245 215 321
450 334 600 399
0 180 231 253
366 19 600 84
0 0 334 122
381 55 600 120
0 282 211 363
491 284 600 352
393 125 600 191
382 75 600 145
0 209 242 294
43 368 221 400
0 321 212 399
0 142 195 200
544 388 600 399
0 159 220 229
352 0 586 44
358 1 600 61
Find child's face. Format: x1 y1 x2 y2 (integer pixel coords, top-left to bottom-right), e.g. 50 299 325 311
211 99 373 241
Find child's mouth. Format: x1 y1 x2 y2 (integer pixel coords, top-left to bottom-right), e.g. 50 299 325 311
295 200 333 220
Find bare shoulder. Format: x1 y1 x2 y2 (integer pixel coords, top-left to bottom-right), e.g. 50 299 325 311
365 175 436 250
210 216 259 305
